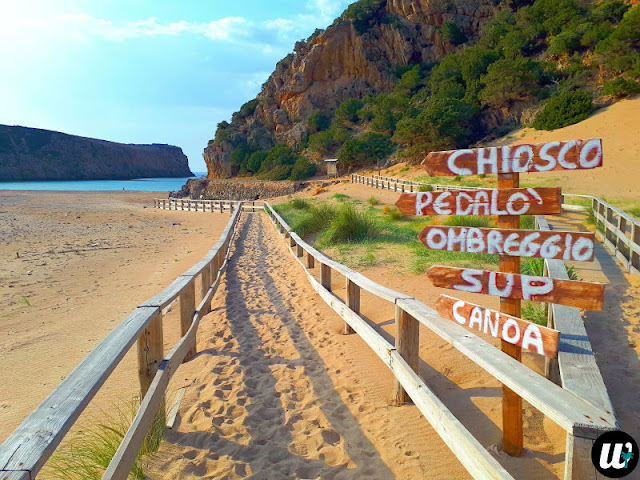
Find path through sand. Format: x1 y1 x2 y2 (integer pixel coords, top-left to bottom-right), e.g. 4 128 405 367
148 212 472 480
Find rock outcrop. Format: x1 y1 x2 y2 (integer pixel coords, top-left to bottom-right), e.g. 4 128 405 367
176 178 299 200
0 125 193 181
203 0 497 178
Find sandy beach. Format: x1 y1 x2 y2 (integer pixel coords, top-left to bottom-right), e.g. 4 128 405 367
0 191 231 443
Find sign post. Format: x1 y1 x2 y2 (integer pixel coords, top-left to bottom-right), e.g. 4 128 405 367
395 139 605 457
497 171 523 456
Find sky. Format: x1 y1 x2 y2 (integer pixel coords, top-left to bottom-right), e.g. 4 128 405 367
0 0 355 173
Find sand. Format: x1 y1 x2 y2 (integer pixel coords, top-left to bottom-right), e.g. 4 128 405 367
147 211 566 479
0 191 231 443
373 96 640 203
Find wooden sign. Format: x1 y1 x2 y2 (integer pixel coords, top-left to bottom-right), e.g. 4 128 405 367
423 138 603 176
395 187 561 217
418 226 595 261
427 265 604 310
436 295 560 358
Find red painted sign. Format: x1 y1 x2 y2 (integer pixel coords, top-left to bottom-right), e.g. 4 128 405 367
427 265 604 310
423 139 603 176
436 295 560 358
395 188 561 216
418 226 595 261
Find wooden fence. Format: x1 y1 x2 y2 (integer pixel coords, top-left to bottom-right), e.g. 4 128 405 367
153 198 264 212
263 201 618 480
353 174 640 278
0 206 243 480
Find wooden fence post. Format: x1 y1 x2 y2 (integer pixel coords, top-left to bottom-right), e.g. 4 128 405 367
200 264 211 315
393 305 419 405
307 252 315 269
498 172 523 457
289 235 296 247
632 224 640 274
320 263 331 291
296 244 304 257
137 310 163 397
180 279 196 362
344 279 358 335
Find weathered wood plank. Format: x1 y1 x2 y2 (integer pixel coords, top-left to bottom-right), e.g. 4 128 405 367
138 276 193 309
396 298 617 432
345 279 359 335
427 265 605 310
436 295 560 358
137 310 163 398
0 307 159 477
393 306 419 405
389 352 514 480
166 388 187 429
418 226 595 261
423 139 603 176
395 188 562 216
179 279 196 362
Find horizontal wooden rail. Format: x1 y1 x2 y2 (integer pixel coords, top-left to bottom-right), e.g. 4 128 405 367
353 175 640 278
264 202 618 480
0 206 243 480
153 198 264 212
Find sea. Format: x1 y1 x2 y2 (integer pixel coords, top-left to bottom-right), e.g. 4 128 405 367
0 173 208 192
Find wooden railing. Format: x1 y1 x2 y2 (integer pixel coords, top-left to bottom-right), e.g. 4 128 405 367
354 174 640 277
0 206 243 480
263 202 618 480
154 198 265 212
351 173 482 192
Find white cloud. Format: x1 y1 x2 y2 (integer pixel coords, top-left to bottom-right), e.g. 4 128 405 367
204 17 250 41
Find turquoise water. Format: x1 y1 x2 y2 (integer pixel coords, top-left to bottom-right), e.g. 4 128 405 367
0 173 208 192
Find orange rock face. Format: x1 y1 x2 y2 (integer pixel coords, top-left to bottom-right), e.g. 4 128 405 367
204 0 497 178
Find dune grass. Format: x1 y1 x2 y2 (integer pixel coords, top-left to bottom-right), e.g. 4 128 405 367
47 398 165 480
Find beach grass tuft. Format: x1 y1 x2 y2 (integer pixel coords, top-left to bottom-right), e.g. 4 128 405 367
48 398 165 480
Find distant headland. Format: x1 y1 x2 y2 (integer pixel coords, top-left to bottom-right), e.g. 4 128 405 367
0 124 193 181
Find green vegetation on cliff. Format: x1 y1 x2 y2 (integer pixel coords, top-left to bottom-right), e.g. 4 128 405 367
209 0 639 179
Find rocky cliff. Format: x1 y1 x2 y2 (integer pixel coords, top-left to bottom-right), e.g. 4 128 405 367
0 125 193 181
203 0 497 177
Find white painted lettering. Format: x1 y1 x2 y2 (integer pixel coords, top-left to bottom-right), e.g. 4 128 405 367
502 319 521 344
434 192 453 215
512 145 534 172
540 234 561 258
472 190 490 216
537 141 559 172
579 139 602 169
456 191 474 215
506 191 530 215
521 275 554 300
452 300 467 325
483 310 499 337
469 307 483 330
455 269 483 293
426 228 447 250
486 229 504 254
572 237 594 261
416 192 432 216
447 149 474 175
557 140 578 169
477 147 498 174
466 228 484 253
488 271 514 297
522 324 544 355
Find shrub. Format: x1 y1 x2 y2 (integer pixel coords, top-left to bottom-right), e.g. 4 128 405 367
443 215 494 228
441 21 467 46
522 302 548 325
337 132 395 168
308 110 330 133
602 77 640 98
418 184 433 192
289 157 317 180
332 193 350 202
308 128 350 155
522 257 545 277
521 215 536 230
387 207 403 220
294 204 337 238
368 196 379 205
290 198 311 209
479 57 543 110
532 90 594 130
324 204 380 243
332 98 365 127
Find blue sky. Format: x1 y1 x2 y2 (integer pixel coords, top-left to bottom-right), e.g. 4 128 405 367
0 0 354 173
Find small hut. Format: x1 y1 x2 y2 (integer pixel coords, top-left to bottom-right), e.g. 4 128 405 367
324 158 338 177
